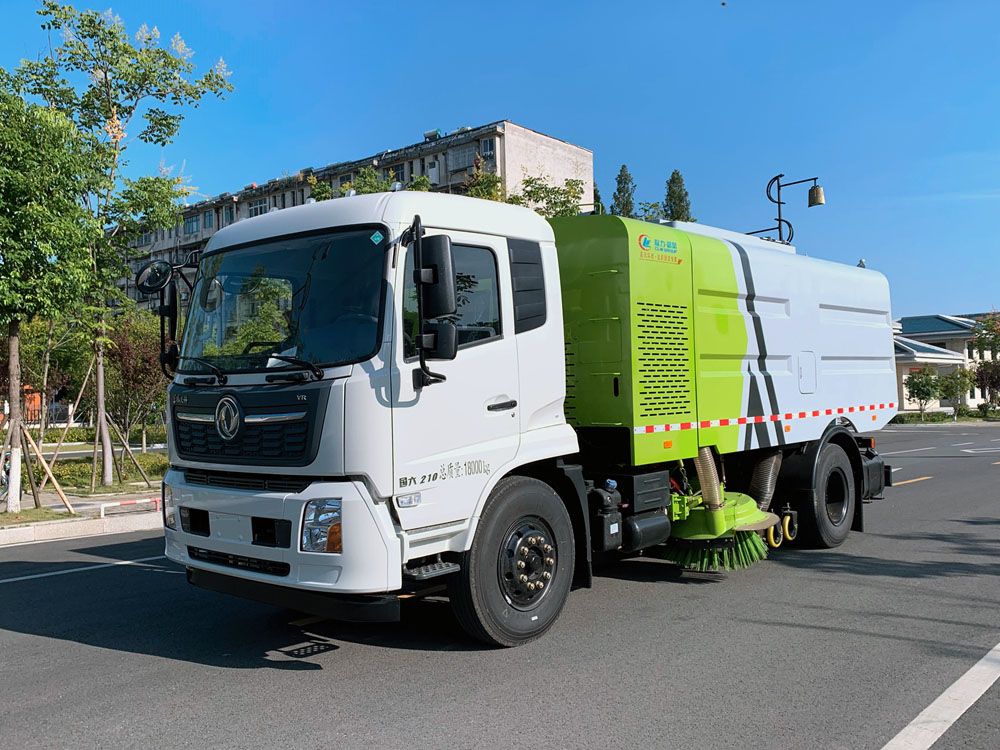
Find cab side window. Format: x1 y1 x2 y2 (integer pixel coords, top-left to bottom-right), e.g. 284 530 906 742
403 244 501 359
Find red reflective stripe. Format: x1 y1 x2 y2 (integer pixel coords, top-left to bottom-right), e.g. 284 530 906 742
837 408 845 414
737 417 747 425
700 420 711 428
848 407 854 412
825 409 833 415
719 418 730 426
879 403 885 409
663 424 672 431
812 410 820 417
770 414 779 422
754 416 764 423
680 422 693 430
799 412 807 418
785 413 793 420
645 426 654 433
859 405 866 411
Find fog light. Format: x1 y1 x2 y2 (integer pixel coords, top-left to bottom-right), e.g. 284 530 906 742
301 499 342 553
162 482 177 530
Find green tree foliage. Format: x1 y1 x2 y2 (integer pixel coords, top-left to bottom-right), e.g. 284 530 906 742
937 367 976 420
638 201 664 221
306 176 334 202
664 169 695 222
507 175 584 218
463 156 504 201
611 164 636 218
971 314 1000 407
409 175 432 192
15 2 233 485
904 365 940 421
339 166 395 196
593 184 604 214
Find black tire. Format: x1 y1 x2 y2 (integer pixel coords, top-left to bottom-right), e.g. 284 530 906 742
448 476 574 647
799 443 856 548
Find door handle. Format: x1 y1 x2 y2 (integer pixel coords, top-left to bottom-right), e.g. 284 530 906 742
487 400 517 412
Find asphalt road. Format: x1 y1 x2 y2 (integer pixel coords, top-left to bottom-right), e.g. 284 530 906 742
1 423 998 750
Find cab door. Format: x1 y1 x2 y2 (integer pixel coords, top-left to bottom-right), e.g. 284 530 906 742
391 231 520 530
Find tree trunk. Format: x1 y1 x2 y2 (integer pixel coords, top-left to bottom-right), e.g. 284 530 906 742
141 424 147 454
38 319 54 446
6 319 23 513
95 340 114 486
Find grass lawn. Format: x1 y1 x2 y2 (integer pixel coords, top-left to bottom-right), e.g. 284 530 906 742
0 507 69 527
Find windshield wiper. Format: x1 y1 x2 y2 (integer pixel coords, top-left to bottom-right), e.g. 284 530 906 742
178 357 229 385
266 354 323 380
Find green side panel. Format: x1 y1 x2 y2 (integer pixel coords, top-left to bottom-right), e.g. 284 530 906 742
550 216 631 429
623 221 698 465
691 235 748 455
550 217 749 467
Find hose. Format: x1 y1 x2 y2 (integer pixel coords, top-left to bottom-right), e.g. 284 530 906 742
749 450 783 511
694 447 724 510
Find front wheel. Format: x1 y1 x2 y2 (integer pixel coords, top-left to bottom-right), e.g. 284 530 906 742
448 476 574 647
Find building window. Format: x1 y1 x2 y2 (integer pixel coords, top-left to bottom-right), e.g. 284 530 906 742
136 231 153 246
339 174 352 187
248 198 268 218
281 193 286 209
271 195 279 208
480 137 495 159
204 210 213 229
299 189 304 205
224 205 234 224
402 244 500 359
452 144 476 170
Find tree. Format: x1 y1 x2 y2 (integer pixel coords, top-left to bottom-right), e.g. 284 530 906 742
904 366 940 421
611 164 636 218
507 174 584 218
409 175 431 192
105 306 167 448
463 156 504 201
638 201 664 221
937 367 976 420
971 313 1000 408
16 2 233 486
664 169 695 222
593 184 604 214
306 176 333 202
339 166 397 196
0 76 101 512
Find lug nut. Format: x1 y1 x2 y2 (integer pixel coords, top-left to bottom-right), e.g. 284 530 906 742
519 574 528 583
536 581 544 590
542 571 551 580
528 536 538 545
517 560 526 569
520 546 529 556
527 582 536 591
543 544 553 553
545 557 555 566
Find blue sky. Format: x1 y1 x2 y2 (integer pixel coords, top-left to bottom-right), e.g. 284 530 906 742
2 0 998 317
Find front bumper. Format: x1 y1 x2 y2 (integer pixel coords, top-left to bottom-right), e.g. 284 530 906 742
163 468 402 595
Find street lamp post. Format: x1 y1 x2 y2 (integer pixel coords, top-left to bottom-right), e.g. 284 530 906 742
748 173 825 243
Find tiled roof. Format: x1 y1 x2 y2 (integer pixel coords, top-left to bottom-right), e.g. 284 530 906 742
894 336 965 362
898 315 975 335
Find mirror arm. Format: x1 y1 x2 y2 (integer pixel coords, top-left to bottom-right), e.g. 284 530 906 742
408 214 447 388
157 288 174 380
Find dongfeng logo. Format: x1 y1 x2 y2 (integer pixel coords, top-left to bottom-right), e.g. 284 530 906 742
215 395 243 441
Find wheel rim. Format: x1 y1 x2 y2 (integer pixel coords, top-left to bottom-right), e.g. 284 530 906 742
825 468 849 525
498 515 557 611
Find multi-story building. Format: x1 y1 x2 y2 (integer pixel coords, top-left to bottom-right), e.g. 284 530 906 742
123 120 593 305
895 313 996 412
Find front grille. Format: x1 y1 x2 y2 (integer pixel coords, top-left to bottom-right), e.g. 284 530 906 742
184 468 312 494
188 546 290 577
175 419 309 462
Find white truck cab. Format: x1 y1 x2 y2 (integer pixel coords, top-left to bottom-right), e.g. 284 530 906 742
159 193 580 632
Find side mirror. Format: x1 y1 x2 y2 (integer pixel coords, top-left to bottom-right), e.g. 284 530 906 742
135 260 174 295
417 235 457 319
421 321 457 361
162 280 179 341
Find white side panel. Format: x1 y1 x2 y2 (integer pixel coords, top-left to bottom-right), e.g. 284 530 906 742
725 239 897 449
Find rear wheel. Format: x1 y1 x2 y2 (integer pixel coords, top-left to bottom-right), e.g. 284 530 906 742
448 476 574 647
800 443 856 548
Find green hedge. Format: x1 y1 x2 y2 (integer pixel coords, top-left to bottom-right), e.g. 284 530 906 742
37 425 168 445
23 451 169 489
889 411 951 424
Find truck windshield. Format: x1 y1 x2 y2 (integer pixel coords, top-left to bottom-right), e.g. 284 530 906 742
178 227 388 374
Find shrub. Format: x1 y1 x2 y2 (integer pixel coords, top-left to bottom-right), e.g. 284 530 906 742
889 411 950 424
955 404 972 418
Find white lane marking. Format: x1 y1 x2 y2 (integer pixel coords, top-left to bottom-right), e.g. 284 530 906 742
992 439 1000 442
881 640 1000 750
881 447 936 456
0 555 166 585
962 448 1000 454
892 468 903 473
952 442 974 446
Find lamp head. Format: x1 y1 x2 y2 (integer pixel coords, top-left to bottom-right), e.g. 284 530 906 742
808 184 825 207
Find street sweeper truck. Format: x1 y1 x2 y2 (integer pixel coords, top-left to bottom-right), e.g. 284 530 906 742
136 191 895 646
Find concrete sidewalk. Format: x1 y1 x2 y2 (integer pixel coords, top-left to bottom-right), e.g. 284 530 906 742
1 486 164 545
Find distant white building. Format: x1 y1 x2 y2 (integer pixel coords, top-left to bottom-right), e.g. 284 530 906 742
895 314 995 411
122 120 593 306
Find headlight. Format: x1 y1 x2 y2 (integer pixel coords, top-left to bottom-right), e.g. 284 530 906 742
301 498 342 553
162 482 177 530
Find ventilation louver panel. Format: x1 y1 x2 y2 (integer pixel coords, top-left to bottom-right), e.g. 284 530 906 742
635 301 694 419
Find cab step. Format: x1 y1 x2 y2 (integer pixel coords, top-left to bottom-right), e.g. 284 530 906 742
403 559 460 581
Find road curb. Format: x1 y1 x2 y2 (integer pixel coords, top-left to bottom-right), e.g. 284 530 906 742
0 512 163 545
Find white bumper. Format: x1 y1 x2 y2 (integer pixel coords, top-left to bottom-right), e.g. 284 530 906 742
163 469 403 593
